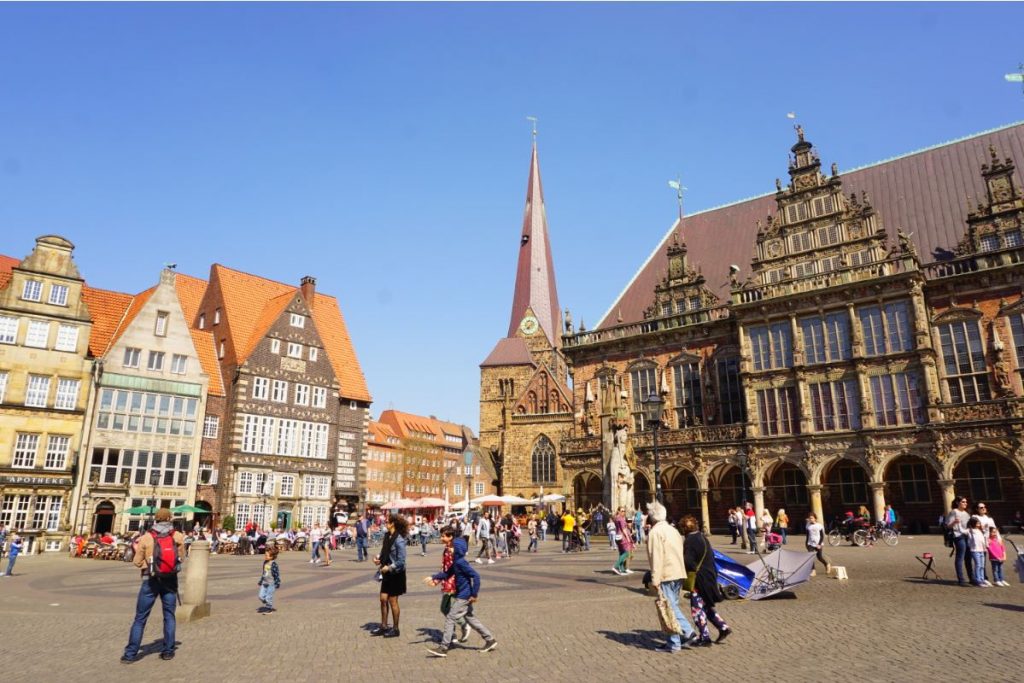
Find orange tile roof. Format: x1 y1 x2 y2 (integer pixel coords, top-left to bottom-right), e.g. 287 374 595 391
212 264 371 402
105 285 155 354
378 410 470 447
80 286 135 357
0 254 19 289
173 273 225 397
368 420 400 445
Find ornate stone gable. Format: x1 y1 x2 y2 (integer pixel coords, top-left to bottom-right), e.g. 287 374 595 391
643 232 721 320
512 363 573 415
954 145 1024 256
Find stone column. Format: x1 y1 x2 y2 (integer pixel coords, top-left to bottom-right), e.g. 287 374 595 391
808 485 824 524
869 482 886 523
938 479 956 515
699 489 710 534
175 540 212 623
752 487 766 524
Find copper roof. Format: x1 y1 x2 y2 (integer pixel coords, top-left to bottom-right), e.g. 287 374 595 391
480 337 536 368
598 121 1024 328
508 143 562 347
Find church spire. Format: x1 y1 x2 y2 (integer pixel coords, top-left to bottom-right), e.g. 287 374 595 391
508 132 561 347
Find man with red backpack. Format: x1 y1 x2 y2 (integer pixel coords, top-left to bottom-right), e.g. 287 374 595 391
121 508 185 664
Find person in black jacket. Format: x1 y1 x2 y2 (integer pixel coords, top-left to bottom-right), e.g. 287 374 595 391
680 515 732 646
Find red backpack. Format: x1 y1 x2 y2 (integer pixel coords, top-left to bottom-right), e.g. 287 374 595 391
150 529 180 579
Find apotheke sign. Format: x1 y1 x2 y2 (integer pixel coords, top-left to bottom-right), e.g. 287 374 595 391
0 474 73 486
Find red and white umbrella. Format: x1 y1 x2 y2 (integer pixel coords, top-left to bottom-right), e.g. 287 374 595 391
414 497 449 508
470 495 505 507
382 498 418 510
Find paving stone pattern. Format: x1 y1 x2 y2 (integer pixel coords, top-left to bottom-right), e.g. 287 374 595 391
1 535 1021 682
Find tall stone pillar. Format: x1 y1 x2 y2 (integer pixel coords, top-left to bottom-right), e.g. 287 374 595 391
176 540 212 623
752 487 766 524
938 479 956 516
699 489 710 534
869 482 886 523
808 485 824 524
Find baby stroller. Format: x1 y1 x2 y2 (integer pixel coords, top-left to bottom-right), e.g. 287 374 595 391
764 531 783 552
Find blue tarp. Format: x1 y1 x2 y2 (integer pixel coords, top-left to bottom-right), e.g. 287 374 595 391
714 549 754 598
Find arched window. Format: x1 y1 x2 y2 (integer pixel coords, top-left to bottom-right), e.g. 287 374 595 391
531 436 556 484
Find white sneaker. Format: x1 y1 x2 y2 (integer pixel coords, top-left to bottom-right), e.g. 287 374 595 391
487 559 495 565
611 567 623 575
474 558 483 564
999 580 1010 587
982 580 993 587
625 569 635 575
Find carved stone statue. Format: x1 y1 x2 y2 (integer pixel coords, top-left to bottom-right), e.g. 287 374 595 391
609 423 634 513
897 228 919 260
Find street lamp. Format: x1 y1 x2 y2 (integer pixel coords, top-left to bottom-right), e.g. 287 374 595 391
148 470 161 529
79 492 91 535
261 478 273 530
737 452 749 507
462 447 473 522
642 392 665 503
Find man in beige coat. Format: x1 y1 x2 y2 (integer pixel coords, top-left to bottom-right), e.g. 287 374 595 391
646 501 696 652
121 508 185 663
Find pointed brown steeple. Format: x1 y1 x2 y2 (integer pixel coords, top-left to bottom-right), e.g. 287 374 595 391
508 138 561 347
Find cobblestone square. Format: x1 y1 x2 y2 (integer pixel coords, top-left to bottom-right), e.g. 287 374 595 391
2 534 1021 682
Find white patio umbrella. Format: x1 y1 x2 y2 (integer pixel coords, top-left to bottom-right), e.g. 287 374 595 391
471 494 505 507
499 495 534 505
382 498 418 510
532 493 566 504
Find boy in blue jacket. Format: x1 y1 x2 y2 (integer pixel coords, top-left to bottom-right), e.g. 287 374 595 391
425 535 497 657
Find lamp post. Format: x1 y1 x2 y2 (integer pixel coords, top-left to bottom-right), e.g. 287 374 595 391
737 452 749 506
149 470 161 530
643 392 665 504
79 492 91 535
462 447 473 522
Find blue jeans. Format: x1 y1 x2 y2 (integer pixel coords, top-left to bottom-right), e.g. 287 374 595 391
4 555 17 575
259 583 276 608
527 536 537 552
583 531 590 551
356 537 367 561
420 535 428 554
952 535 968 583
608 532 617 548
539 529 546 541
971 552 986 585
311 540 321 560
635 525 645 545
124 577 176 658
780 528 788 544
992 560 1004 583
659 580 695 646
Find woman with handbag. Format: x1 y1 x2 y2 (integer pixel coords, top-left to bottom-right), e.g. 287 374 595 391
371 514 408 638
680 515 732 646
611 507 634 575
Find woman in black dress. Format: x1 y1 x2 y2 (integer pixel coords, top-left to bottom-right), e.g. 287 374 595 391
371 514 408 637
680 514 732 645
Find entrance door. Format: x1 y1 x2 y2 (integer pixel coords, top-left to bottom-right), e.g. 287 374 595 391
277 510 292 530
94 501 115 534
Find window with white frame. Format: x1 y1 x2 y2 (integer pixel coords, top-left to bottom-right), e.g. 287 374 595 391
309 347 318 361
789 231 813 253
25 320 49 348
48 283 69 306
979 234 1000 252
123 347 141 368
295 384 310 406
749 322 793 371
755 386 799 435
86 449 193 487
453 483 462 496
235 503 252 527
0 371 7 403
252 377 269 400
256 471 273 496
147 351 165 371
271 379 288 403
629 365 658 431
241 414 329 459
808 379 860 431
290 313 305 328
95 389 198 436
22 279 43 301
312 386 327 408
870 372 924 426
303 475 329 498
280 475 295 497
198 463 215 484
203 415 219 438
238 471 255 494
474 483 484 496
54 378 80 410
25 375 50 407
0 316 17 344
154 311 169 337
13 433 39 468
214 308 221 324
672 361 703 427
938 320 991 403
287 342 302 358
44 435 70 469
55 324 79 352
198 313 205 329
218 340 225 359
271 339 281 353
171 354 188 374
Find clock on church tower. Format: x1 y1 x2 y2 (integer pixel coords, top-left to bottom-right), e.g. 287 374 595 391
519 315 540 336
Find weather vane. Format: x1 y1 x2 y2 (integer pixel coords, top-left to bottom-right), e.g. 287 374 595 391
668 177 686 224
526 116 538 140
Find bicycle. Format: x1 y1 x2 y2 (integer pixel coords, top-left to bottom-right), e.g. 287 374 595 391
853 523 899 547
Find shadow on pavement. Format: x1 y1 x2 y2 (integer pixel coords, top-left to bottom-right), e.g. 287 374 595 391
983 603 1024 612
414 626 444 643
598 629 664 650
900 578 959 587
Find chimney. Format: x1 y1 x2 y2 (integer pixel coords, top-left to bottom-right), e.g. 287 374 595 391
300 275 316 302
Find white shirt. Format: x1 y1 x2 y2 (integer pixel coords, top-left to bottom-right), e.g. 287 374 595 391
971 514 995 536
805 522 825 548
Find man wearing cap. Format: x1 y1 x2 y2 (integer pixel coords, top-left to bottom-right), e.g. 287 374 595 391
121 508 185 663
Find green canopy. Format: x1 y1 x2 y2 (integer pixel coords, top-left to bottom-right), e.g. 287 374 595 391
171 504 208 514
124 505 155 515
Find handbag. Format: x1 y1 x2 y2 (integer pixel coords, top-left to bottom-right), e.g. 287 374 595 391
655 596 683 634
683 538 708 592
440 593 453 615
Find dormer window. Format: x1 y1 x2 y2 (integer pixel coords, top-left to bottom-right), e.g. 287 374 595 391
214 308 221 325
198 313 206 330
979 234 1000 252
1007 230 1023 248
290 313 305 328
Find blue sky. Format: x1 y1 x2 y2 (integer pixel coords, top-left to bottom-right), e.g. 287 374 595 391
1 2 1022 430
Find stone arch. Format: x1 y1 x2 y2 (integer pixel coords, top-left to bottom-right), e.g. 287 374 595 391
882 454 943 533
94 500 115 535
945 444 1023 481
821 457 871 523
573 470 603 511
763 459 810 532
633 470 652 510
661 465 699 522
951 448 1024 524
530 435 557 485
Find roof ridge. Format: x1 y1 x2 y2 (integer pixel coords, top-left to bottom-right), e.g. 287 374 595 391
212 262 300 290
597 119 1024 328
